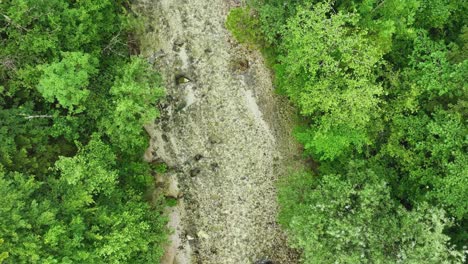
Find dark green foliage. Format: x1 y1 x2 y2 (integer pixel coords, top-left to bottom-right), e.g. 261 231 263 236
0 0 167 262
250 0 312 47
0 106 77 176
232 0 468 262
382 109 467 220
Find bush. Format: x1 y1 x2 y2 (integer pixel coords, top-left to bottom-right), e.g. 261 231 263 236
226 7 263 47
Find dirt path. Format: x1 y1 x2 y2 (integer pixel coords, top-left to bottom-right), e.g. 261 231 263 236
135 1 303 263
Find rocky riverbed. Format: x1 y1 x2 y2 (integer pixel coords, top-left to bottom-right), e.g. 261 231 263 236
134 0 303 263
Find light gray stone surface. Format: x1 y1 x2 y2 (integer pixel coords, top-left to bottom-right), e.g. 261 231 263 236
135 1 303 263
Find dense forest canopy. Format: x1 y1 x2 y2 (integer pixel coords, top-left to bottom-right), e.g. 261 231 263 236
0 0 167 262
228 0 467 262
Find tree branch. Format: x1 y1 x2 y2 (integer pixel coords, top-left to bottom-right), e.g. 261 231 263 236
19 114 53 120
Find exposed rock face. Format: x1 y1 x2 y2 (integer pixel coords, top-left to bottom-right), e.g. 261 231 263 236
135 0 303 263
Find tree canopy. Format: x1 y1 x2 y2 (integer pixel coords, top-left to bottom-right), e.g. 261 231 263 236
0 0 167 262
228 0 467 262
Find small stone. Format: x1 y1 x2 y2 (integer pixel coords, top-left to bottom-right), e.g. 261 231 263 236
210 162 219 172
197 230 209 239
190 168 201 177
194 154 203 161
255 259 274 264
176 75 191 85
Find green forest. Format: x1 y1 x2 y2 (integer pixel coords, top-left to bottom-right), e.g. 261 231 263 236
227 0 467 263
0 0 467 263
0 0 167 262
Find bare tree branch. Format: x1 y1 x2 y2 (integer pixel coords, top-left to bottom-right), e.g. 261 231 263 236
19 114 53 120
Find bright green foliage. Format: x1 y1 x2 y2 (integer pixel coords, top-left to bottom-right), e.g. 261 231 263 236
101 57 164 155
0 0 126 105
38 52 98 112
0 143 167 263
54 137 118 207
233 0 468 262
0 169 44 263
278 166 465 263
0 0 167 262
0 240 7 263
277 3 383 160
153 163 168 174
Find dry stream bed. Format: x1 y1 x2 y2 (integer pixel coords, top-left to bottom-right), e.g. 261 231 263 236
134 0 304 263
